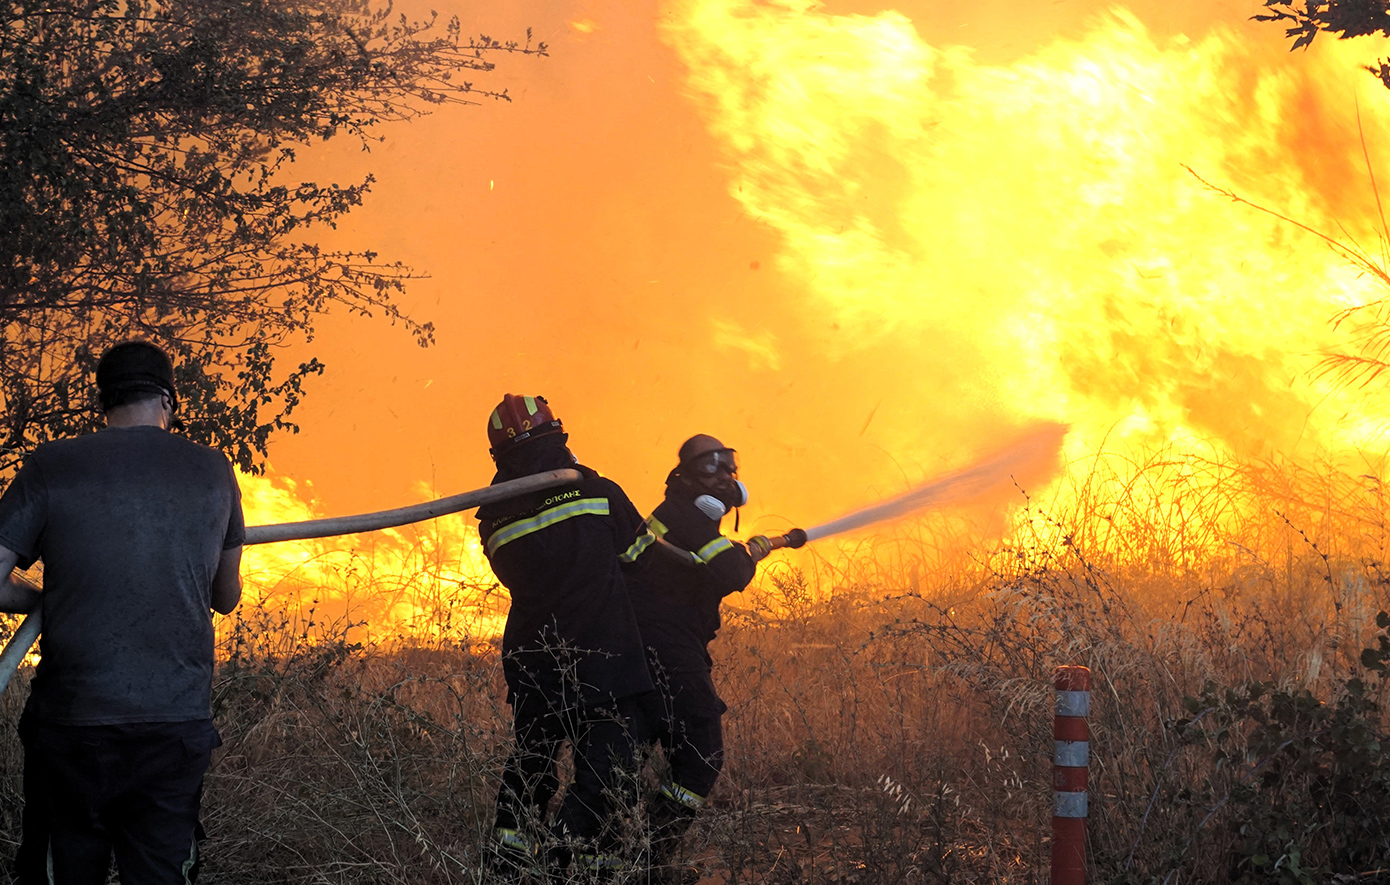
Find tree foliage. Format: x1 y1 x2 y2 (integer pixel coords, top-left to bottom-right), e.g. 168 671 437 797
0 0 546 473
1256 1 1390 87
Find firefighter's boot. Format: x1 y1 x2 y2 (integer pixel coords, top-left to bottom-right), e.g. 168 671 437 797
540 844 571 885
573 850 626 883
485 827 537 882
646 786 700 884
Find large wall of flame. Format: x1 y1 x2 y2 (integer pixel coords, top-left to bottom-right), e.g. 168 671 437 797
256 0 1390 559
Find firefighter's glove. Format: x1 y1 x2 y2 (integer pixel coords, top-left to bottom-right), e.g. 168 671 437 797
747 535 773 562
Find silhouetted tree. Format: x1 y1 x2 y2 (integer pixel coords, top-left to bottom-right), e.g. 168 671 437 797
0 0 545 473
1257 1 1390 88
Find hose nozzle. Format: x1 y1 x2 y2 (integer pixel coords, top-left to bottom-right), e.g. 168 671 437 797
747 528 808 561
781 528 808 549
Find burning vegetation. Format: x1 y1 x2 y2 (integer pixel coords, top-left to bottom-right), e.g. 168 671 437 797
7 0 1390 883
6 441 1390 882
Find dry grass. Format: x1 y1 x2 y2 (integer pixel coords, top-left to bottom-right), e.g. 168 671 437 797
1 446 1388 883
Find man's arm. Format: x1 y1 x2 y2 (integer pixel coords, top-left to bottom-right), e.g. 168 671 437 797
0 544 41 614
210 546 242 615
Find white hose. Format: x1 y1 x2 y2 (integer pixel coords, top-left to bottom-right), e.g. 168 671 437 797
0 468 583 696
0 613 40 696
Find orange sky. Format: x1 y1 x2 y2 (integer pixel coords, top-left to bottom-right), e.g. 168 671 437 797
263 0 1390 540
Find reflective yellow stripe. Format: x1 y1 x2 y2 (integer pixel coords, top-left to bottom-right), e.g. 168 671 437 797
660 781 705 809
694 536 734 563
486 498 610 555
620 531 656 563
523 395 538 415
621 516 668 563
624 517 732 565
180 835 197 884
495 827 534 853
576 853 624 871
490 409 503 430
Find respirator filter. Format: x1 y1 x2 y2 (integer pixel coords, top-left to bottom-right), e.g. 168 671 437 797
694 495 728 521
693 481 748 520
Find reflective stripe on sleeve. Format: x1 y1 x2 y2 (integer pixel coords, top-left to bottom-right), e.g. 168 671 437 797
620 531 656 563
694 536 734 563
620 515 669 563
485 498 610 555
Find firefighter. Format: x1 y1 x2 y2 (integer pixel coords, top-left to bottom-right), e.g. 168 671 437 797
0 341 244 884
620 434 765 881
476 394 653 880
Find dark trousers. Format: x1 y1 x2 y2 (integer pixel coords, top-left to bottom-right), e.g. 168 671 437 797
494 687 639 850
637 665 725 802
16 718 219 885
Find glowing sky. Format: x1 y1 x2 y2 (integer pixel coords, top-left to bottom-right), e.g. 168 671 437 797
264 0 1390 542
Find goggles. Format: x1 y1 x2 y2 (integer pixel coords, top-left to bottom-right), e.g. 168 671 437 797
689 449 738 476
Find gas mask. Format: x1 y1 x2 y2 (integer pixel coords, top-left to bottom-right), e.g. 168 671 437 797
684 447 746 522
693 480 748 521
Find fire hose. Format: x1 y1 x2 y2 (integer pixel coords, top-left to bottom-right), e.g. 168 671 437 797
0 423 1063 695
0 468 583 696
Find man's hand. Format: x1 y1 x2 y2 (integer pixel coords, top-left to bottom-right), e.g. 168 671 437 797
0 544 41 614
746 535 773 562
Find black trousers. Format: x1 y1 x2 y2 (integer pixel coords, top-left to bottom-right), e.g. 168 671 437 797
494 685 640 851
637 664 726 801
16 718 219 885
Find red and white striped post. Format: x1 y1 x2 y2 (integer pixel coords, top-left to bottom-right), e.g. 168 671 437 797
1052 666 1090 885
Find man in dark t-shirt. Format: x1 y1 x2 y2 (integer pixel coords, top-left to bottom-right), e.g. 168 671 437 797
0 341 245 885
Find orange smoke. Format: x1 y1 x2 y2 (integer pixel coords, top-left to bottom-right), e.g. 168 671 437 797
236 0 1390 616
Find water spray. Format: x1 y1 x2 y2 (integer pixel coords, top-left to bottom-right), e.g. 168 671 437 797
748 422 1066 556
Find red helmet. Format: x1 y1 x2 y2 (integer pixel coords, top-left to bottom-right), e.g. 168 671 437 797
487 394 563 456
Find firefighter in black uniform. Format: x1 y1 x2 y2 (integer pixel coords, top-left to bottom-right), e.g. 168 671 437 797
621 434 768 880
476 394 652 880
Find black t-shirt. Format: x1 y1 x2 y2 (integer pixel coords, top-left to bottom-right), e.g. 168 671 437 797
0 426 245 725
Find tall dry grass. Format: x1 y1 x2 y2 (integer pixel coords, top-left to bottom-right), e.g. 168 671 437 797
0 446 1388 883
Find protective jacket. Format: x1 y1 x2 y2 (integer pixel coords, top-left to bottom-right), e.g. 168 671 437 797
622 495 757 676
476 444 652 705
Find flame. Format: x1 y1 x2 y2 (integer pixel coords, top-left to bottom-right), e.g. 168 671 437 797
659 0 1390 468
256 0 1390 624
235 469 506 645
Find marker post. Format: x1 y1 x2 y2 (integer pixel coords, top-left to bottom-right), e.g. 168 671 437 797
1052 665 1090 885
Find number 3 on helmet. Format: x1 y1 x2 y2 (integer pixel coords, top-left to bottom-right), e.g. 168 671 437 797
487 394 563 456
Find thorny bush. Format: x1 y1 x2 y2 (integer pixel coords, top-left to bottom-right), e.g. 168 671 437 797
1171 611 1390 884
